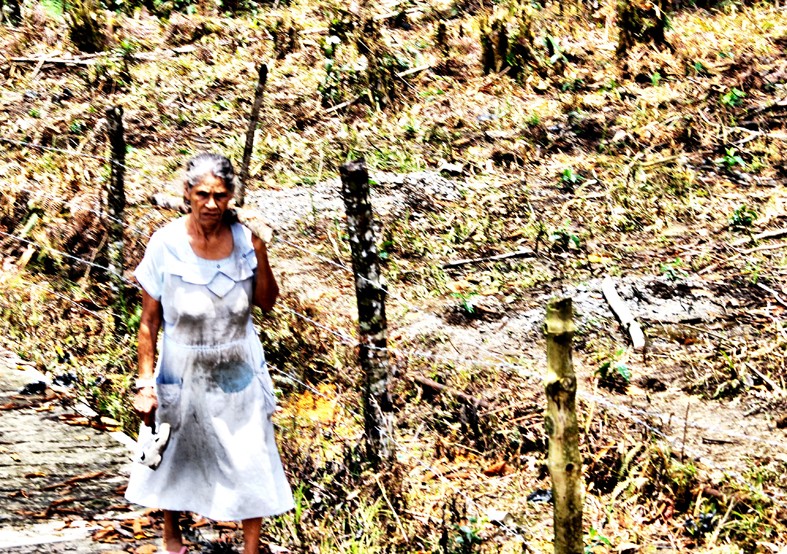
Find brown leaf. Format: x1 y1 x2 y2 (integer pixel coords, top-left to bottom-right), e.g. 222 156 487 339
43 470 106 490
132 518 143 536
92 527 119 542
482 460 509 477
190 517 211 529
134 545 159 554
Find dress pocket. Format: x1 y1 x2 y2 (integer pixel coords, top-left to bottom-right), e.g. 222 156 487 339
255 366 277 417
156 383 183 430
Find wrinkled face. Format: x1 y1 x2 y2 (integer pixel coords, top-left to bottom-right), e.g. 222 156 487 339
185 174 233 226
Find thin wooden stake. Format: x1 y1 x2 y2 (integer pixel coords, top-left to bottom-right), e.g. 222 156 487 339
340 158 395 466
237 63 268 207
7 0 22 25
545 297 583 554
105 106 126 335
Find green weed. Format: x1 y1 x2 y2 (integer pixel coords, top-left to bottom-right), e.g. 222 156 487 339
596 348 631 391
716 147 745 169
560 167 583 191
729 204 756 230
721 87 746 108
550 226 581 251
659 257 688 280
585 527 612 553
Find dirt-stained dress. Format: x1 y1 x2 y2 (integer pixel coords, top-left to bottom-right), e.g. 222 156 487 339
125 217 294 521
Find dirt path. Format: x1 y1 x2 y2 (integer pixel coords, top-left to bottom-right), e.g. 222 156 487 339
0 348 134 553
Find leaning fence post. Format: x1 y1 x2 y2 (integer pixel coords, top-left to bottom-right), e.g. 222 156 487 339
340 158 395 465
237 63 268 207
545 297 583 554
105 106 126 335
6 0 22 25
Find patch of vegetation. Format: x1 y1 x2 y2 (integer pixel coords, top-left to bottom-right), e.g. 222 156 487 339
479 1 538 79
66 0 108 53
729 204 757 231
596 349 632 392
616 0 670 55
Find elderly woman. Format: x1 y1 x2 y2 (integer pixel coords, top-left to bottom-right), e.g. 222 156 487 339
125 153 294 554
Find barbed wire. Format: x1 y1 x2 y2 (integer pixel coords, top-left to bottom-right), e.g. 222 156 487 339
6 214 781 459
5 194 785 463
278 304 357 346
1 137 108 163
8 181 153 240
0 137 147 179
5 139 787 516
0 229 137 285
589 393 787 450
584 392 787 511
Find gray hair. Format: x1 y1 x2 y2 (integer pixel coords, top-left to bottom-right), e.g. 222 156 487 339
185 153 237 193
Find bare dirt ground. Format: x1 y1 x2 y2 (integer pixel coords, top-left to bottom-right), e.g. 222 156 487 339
0 348 131 553
249 173 787 475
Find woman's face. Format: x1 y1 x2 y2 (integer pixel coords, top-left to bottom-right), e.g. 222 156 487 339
185 174 233 227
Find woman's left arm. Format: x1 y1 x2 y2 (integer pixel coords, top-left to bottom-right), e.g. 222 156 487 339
252 234 279 311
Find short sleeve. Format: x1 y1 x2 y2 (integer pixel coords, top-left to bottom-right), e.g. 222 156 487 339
239 224 258 271
134 231 165 301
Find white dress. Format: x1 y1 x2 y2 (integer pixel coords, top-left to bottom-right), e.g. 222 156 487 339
125 217 294 521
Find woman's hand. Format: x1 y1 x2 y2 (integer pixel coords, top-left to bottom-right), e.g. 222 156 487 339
251 233 265 252
133 386 158 427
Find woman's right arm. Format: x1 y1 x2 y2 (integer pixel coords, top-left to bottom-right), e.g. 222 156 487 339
133 289 163 426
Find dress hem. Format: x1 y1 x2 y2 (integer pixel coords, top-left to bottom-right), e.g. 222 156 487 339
124 493 295 521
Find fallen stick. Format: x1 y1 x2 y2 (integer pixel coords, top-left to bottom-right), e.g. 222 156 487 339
601 277 646 351
324 95 361 114
744 362 784 395
754 282 787 309
731 227 787 246
413 375 490 409
9 57 93 66
396 64 431 78
442 249 535 269
739 241 787 254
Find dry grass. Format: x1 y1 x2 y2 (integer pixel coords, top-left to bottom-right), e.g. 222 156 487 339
1 0 786 551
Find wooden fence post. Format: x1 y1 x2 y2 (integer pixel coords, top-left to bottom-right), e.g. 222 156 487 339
105 106 126 335
340 158 395 465
5 0 22 26
237 63 268 207
545 297 583 554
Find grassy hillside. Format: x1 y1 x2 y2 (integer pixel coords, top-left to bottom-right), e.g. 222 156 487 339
1 0 786 551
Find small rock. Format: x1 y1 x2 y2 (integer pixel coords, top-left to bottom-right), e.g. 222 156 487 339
438 162 464 176
18 381 47 395
486 508 514 526
53 372 77 388
526 488 552 503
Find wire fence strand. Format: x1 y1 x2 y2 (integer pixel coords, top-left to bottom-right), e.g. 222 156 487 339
5 141 787 515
